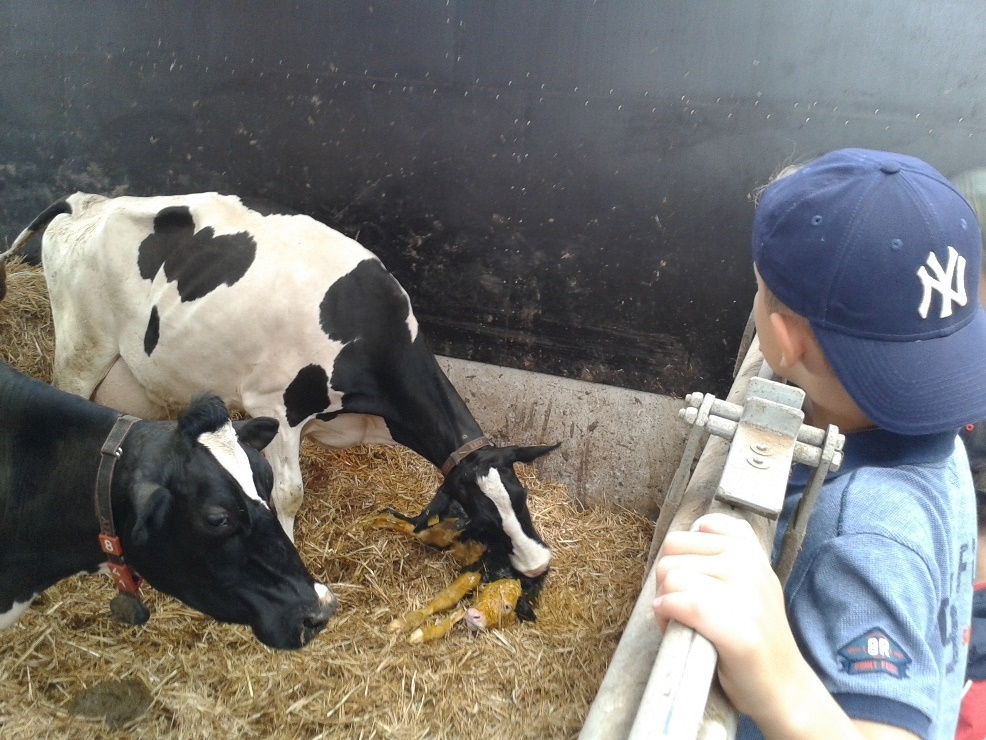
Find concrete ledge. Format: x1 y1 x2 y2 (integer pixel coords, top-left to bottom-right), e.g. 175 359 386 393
438 357 688 518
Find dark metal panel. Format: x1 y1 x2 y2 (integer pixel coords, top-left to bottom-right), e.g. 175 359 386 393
2 1 986 397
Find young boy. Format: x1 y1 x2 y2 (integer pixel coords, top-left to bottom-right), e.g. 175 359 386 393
652 149 986 739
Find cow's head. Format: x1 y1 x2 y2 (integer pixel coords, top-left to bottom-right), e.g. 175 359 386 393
118 396 336 649
438 444 558 579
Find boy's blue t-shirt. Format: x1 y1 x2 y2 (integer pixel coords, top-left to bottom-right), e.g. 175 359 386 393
737 429 977 740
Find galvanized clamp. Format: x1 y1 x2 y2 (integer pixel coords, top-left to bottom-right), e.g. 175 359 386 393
675 376 844 521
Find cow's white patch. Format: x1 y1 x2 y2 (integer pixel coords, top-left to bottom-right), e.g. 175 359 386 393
477 470 551 577
400 291 419 341
0 595 37 629
1 566 112 629
305 413 396 448
198 422 268 507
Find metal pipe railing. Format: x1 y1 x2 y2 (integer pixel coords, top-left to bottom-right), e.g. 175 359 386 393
580 337 772 740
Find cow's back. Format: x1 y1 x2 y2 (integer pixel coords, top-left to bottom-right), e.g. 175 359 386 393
0 359 111 431
43 192 402 415
0 360 113 520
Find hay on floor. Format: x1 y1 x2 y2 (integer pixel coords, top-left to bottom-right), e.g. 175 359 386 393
0 261 655 739
0 258 54 382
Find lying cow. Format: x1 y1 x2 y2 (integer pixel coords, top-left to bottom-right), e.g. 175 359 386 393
0 359 336 649
0 192 555 581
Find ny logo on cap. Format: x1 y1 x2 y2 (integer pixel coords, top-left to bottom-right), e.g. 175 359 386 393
917 246 967 319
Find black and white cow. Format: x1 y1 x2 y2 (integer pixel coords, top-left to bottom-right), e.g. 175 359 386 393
0 192 555 580
0 359 336 649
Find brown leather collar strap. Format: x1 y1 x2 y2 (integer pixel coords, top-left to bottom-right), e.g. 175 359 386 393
440 436 494 477
95 415 142 594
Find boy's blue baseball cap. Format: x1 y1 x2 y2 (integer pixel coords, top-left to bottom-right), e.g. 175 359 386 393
753 147 986 435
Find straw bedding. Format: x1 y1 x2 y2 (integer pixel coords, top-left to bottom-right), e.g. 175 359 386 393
0 259 654 739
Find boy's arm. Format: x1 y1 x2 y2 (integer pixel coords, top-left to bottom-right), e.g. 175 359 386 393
652 514 920 740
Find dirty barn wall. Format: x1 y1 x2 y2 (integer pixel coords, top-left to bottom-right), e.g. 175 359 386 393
439 357 687 517
2 2 986 511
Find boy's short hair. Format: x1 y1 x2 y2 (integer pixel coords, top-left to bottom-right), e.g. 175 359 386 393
753 148 986 435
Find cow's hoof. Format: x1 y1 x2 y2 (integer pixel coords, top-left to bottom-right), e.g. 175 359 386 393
110 593 150 626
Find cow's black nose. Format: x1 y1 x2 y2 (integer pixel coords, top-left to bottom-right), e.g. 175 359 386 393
305 614 329 635
300 596 337 645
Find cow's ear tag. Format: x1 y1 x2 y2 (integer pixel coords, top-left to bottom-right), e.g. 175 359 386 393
110 593 150 626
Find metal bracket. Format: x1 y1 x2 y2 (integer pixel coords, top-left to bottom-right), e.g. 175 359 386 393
646 377 836 568
679 377 845 582
716 380 804 518
675 377 843 517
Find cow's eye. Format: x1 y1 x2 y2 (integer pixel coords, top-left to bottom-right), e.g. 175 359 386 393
205 511 231 530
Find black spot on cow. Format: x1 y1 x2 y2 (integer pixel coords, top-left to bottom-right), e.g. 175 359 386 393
144 305 160 356
137 206 256 302
316 260 431 447
315 409 343 423
319 259 412 345
283 364 331 427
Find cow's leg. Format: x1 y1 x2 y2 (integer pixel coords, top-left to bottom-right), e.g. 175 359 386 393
47 297 121 395
264 429 306 541
53 334 166 417
92 359 169 419
51 342 118 401
48 319 166 417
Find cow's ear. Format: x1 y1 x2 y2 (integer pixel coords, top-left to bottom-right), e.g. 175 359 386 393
234 417 279 451
504 443 560 466
131 481 170 547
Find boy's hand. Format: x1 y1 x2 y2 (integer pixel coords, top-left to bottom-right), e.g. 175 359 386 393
651 513 919 740
651 513 806 726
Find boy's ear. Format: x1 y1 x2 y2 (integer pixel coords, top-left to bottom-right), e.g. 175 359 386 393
769 311 810 370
